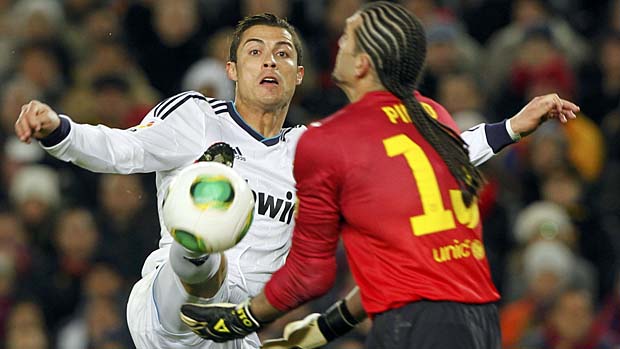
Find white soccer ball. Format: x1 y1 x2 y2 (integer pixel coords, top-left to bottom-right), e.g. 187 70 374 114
162 162 255 253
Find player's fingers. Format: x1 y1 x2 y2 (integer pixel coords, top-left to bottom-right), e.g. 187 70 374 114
19 101 38 132
34 102 53 132
24 101 43 132
15 105 33 142
560 98 580 113
552 94 563 115
15 120 31 143
536 94 559 116
558 112 568 123
564 110 577 119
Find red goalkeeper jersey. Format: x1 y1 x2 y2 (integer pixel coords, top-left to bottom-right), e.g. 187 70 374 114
265 91 500 316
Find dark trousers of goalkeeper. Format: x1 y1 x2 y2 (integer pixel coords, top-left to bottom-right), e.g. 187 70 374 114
365 300 501 349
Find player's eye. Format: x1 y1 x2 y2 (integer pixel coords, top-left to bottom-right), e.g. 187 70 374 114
276 51 289 58
249 49 260 55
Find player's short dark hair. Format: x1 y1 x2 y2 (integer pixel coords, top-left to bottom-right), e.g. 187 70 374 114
228 13 303 66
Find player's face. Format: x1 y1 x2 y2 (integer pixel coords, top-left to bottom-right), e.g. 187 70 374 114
227 25 304 111
332 13 363 86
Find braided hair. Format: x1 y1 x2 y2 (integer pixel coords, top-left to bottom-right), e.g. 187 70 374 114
355 1 484 206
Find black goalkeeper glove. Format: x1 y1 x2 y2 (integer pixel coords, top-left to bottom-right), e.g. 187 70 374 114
180 299 262 342
262 299 360 349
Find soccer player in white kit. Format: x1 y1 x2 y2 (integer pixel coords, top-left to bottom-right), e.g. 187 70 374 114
13 11 572 349
15 14 307 349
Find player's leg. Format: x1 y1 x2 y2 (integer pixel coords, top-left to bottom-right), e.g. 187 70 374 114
154 241 227 333
170 241 226 297
127 245 261 348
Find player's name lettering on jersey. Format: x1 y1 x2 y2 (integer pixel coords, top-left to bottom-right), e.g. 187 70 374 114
382 102 438 124
251 190 295 224
431 239 485 264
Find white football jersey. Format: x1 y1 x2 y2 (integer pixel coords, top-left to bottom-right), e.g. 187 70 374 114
42 91 304 296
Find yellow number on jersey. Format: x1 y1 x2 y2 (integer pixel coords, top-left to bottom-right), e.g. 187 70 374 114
383 134 479 236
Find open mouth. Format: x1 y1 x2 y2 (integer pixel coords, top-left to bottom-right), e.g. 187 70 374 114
260 77 279 85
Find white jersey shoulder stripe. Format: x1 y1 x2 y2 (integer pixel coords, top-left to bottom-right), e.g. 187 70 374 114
207 99 229 115
153 91 208 119
153 91 191 118
160 94 207 120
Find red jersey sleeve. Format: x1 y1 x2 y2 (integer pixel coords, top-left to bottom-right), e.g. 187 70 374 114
264 124 343 311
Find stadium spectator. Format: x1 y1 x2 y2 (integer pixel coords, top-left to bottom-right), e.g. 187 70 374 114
436 73 488 130
182 27 236 101
9 165 60 251
519 288 613 349
56 262 131 349
500 240 578 347
579 31 620 125
30 208 101 330
90 74 152 128
123 0 207 96
96 174 157 280
505 201 597 299
484 0 589 101
4 300 49 349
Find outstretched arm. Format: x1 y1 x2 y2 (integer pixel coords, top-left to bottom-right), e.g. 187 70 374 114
15 92 211 173
462 93 579 166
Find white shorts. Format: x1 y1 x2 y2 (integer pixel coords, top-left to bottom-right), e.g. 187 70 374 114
127 249 261 349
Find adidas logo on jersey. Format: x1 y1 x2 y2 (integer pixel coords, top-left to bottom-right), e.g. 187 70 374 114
233 146 246 162
251 190 295 224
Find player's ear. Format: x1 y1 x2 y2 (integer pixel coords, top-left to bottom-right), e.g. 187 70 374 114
226 62 238 82
355 54 372 78
296 66 304 85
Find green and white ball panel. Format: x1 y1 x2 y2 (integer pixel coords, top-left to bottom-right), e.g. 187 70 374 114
163 162 255 254
190 175 235 210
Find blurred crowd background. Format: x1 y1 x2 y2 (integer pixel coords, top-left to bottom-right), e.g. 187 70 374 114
0 0 619 348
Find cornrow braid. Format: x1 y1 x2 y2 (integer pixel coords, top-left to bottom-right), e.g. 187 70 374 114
355 1 484 206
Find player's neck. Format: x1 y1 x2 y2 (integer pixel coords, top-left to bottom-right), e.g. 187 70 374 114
234 99 289 138
340 77 386 103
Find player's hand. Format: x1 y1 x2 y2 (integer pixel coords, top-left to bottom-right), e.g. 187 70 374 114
509 93 580 137
261 313 327 349
14 100 61 144
261 299 361 349
180 299 261 342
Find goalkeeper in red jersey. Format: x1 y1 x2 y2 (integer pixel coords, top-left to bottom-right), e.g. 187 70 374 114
179 2 579 348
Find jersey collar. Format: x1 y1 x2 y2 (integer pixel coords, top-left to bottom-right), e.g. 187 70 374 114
227 102 281 146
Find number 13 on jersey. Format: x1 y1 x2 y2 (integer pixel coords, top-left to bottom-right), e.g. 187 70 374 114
383 134 479 237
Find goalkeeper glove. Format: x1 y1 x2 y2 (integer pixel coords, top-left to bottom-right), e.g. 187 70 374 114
261 299 360 349
180 299 262 342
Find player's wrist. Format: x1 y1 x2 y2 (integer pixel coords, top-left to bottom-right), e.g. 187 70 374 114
235 298 266 333
316 299 360 341
40 116 71 147
506 118 522 141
